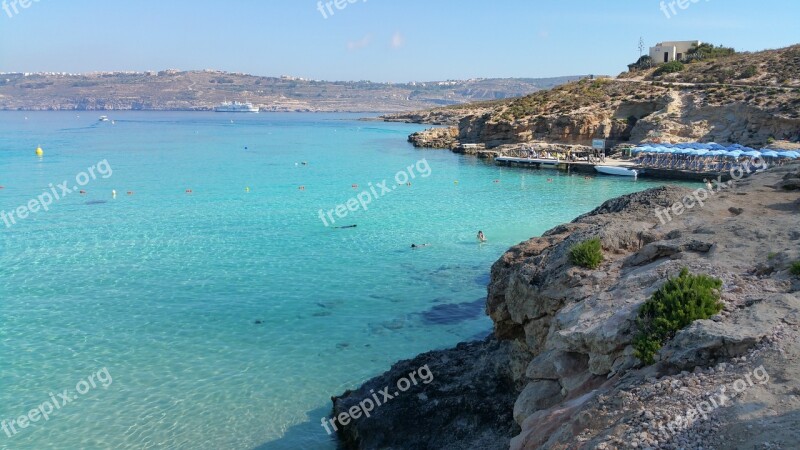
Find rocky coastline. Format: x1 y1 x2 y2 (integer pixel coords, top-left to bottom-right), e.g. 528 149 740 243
331 162 800 449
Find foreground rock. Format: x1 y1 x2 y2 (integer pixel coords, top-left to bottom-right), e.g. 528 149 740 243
331 162 800 449
332 338 521 450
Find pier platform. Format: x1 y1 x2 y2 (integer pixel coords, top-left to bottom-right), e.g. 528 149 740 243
494 157 725 182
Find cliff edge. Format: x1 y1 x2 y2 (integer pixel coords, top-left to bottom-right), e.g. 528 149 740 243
332 162 800 449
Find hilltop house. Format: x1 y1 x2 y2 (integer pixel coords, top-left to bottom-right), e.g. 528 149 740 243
649 41 701 64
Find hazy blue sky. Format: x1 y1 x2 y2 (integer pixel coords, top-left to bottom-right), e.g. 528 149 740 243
1 0 797 82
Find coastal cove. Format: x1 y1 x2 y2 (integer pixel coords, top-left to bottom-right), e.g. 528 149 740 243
0 112 692 449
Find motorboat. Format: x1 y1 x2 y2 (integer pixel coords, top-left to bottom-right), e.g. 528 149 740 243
594 165 640 178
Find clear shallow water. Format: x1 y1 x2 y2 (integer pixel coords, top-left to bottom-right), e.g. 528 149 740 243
0 112 687 449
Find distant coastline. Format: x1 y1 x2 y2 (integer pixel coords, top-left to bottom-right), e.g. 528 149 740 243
0 70 583 113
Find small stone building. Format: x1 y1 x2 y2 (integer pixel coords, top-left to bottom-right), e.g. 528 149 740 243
649 41 701 64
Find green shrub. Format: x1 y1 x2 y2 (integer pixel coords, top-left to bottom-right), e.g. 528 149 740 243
791 261 800 276
740 65 759 79
568 238 603 269
654 61 685 77
628 55 653 71
685 43 736 61
633 268 723 365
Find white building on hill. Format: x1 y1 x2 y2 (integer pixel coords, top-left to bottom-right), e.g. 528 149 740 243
649 41 701 63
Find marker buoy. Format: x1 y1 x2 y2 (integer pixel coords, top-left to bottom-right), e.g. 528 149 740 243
245 187 251 193
35 146 44 157
112 190 117 198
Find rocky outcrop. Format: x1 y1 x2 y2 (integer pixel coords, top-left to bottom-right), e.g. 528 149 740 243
494 162 800 449
331 338 522 450
458 107 646 148
457 87 800 149
331 162 800 449
408 127 459 149
382 110 474 126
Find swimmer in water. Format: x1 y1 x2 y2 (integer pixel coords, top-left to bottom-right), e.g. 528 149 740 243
477 231 486 242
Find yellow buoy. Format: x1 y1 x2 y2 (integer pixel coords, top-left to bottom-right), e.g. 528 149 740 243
35 146 44 157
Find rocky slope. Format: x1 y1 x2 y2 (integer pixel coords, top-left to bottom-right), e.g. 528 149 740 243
387 45 800 149
619 44 800 88
331 162 800 449
456 78 799 149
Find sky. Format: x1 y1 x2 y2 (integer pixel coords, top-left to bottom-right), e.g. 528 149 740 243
0 0 798 82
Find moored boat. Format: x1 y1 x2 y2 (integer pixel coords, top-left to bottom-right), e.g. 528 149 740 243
594 165 640 178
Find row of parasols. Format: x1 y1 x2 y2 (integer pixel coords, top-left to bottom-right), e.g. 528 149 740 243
631 143 800 159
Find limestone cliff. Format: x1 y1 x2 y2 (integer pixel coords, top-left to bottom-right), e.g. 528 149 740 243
457 79 800 148
388 45 800 150
332 162 800 449
408 127 459 149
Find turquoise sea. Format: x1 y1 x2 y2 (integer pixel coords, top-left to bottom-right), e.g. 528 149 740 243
0 112 685 449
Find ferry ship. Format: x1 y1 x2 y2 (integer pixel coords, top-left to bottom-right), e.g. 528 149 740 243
214 101 259 113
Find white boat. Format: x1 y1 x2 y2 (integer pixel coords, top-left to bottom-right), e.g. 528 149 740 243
214 101 259 113
496 156 561 167
595 165 640 178
98 115 109 122
536 158 561 167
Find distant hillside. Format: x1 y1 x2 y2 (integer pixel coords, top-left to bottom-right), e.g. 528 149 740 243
0 70 582 113
387 44 800 148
